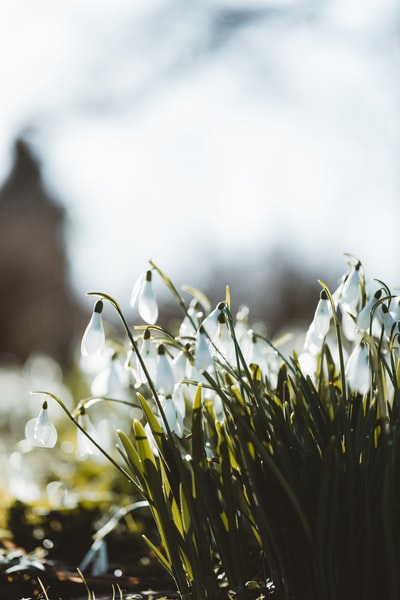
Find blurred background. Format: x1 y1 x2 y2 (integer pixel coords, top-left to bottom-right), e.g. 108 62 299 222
0 0 399 506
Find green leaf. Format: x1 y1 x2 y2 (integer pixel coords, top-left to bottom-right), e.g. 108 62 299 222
142 534 172 574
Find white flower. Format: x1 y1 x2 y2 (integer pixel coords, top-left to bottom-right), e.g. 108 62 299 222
390 296 400 321
376 303 396 341
304 323 324 355
135 329 157 386
194 326 214 372
311 291 331 338
298 351 318 381
179 302 202 337
161 395 184 437
303 291 332 354
235 305 250 341
130 270 158 324
91 352 129 398
156 344 175 396
201 303 225 341
356 289 383 333
335 263 362 314
77 408 100 458
81 300 106 356
171 347 190 384
214 317 235 361
345 342 371 395
25 401 57 448
341 310 358 342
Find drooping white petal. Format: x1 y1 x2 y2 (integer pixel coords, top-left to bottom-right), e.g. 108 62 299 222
81 301 105 356
341 311 359 342
304 323 324 355
172 385 186 420
25 403 57 448
171 348 189 384
338 266 361 313
135 330 157 385
161 396 184 437
194 327 214 372
138 278 158 324
156 345 175 396
91 353 129 398
213 318 235 361
179 304 202 337
356 289 383 332
245 332 266 367
201 303 225 341
130 271 158 324
298 351 318 381
311 292 331 338
129 271 145 308
390 296 400 321
77 411 100 458
345 342 371 395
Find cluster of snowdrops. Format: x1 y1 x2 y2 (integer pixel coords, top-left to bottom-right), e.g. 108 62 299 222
23 256 400 600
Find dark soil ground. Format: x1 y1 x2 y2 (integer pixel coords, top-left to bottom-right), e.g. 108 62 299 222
1 503 269 600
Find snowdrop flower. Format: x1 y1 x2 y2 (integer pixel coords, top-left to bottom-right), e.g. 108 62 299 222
179 302 202 338
311 291 331 337
130 270 158 324
213 313 235 361
81 300 105 356
356 289 383 333
377 304 398 342
156 344 175 396
201 302 225 341
298 351 318 381
341 310 359 342
390 296 400 321
194 326 214 372
77 407 100 458
161 395 184 437
91 352 129 398
171 346 190 384
244 331 266 367
25 401 57 448
345 341 371 395
172 384 187 421
391 330 400 358
303 291 332 354
235 305 250 340
135 328 157 386
334 262 362 314
304 321 325 355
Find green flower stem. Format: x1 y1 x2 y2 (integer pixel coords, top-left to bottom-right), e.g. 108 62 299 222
222 304 262 405
318 279 347 404
73 395 142 416
86 291 175 439
149 260 198 331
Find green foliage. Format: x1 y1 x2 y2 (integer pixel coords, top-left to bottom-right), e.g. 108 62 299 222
29 257 400 599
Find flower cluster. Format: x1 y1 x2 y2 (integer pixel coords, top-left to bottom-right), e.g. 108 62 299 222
23 257 400 599
26 257 400 456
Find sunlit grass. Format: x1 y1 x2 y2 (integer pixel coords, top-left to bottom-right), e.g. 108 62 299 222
23 255 400 600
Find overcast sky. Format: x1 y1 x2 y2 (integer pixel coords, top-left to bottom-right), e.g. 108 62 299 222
0 0 399 305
